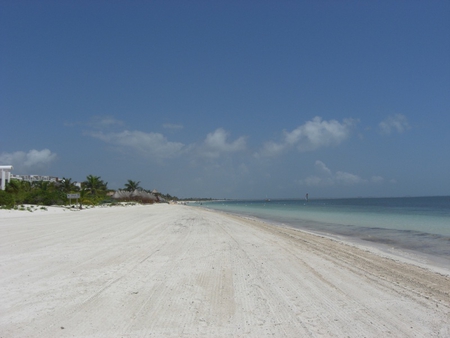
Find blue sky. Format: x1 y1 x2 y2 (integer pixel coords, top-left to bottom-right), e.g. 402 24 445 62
1 1 449 199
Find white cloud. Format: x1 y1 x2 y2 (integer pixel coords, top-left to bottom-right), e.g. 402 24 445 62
258 116 356 157
0 149 57 173
89 130 185 159
314 160 332 175
297 161 384 187
299 175 333 187
335 171 366 185
198 128 247 158
65 116 126 129
259 140 284 158
257 141 287 157
88 126 247 161
289 117 355 151
379 114 410 134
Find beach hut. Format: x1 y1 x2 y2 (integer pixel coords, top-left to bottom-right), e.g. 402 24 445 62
112 189 157 204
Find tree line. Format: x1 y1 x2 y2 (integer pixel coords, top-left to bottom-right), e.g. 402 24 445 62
0 176 179 208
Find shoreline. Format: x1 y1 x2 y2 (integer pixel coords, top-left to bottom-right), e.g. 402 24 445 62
1 204 449 337
196 205 450 277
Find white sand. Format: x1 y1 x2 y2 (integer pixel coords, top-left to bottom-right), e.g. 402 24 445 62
1 204 449 337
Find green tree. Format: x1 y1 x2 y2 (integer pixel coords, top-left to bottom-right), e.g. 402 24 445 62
58 177 79 193
6 179 31 194
26 181 64 205
124 179 141 192
5 179 31 205
82 175 107 196
5 179 21 194
5 179 24 204
31 180 54 192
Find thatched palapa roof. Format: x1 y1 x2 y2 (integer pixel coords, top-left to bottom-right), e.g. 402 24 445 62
112 189 157 203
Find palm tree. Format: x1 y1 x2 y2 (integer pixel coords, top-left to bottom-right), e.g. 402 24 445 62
58 177 79 193
32 180 53 192
5 179 33 205
5 179 23 206
83 175 107 196
124 179 141 192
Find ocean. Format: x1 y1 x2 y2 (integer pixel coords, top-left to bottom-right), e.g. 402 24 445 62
195 196 450 267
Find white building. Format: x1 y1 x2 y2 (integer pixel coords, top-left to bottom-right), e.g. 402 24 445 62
1 166 81 190
10 174 60 183
0 165 13 190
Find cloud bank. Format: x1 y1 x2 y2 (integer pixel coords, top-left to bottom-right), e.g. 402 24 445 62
82 116 360 162
0 149 57 174
198 128 247 159
89 130 185 159
258 117 356 157
88 127 247 161
298 160 385 187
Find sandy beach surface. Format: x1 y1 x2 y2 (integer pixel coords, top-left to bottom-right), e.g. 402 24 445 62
1 204 449 337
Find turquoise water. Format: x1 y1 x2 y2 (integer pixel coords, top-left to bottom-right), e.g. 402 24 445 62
197 196 450 259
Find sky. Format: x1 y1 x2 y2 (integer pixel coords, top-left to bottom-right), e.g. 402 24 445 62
1 1 449 199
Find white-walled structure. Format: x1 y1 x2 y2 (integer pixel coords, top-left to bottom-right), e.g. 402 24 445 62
10 174 59 183
0 165 13 190
0 167 83 190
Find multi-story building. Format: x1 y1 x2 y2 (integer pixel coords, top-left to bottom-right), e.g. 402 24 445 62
10 174 60 183
1 165 81 190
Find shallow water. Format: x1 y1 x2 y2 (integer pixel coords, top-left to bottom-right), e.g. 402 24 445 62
197 196 450 260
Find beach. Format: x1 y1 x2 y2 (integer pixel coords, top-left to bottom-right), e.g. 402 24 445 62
1 204 449 337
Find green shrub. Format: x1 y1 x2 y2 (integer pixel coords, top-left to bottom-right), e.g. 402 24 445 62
0 190 14 208
24 190 65 206
99 198 114 204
